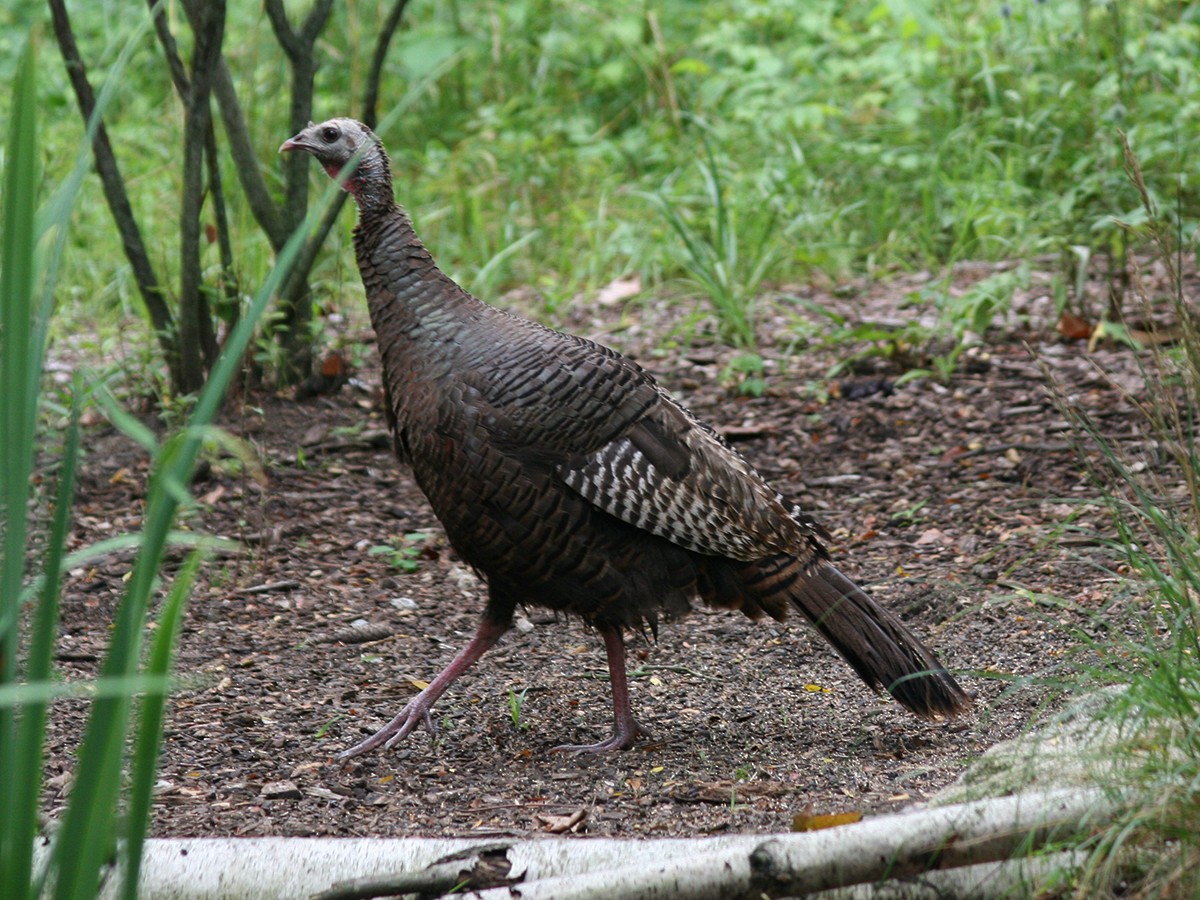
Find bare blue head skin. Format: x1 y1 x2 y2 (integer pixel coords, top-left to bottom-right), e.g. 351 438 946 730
280 118 394 215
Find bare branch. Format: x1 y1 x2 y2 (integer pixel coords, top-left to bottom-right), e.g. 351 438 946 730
204 117 242 345
85 790 1113 898
362 0 412 128
299 0 336 45
264 0 332 60
151 0 241 356
211 59 285 247
281 194 350 310
146 0 189 97
263 0 301 60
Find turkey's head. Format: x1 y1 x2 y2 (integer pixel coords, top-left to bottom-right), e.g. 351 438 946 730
280 118 392 210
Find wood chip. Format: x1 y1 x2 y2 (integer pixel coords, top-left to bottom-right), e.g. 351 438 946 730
260 780 302 800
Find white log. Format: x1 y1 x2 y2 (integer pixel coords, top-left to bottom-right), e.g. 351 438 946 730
748 789 1106 896
53 787 1109 899
467 788 1108 900
808 851 1084 899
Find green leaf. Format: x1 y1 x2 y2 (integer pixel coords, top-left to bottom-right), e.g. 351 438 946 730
0 37 42 900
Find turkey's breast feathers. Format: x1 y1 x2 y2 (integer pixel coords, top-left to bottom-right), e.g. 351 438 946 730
357 208 814 625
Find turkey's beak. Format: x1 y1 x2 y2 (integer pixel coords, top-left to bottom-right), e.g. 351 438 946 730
279 134 310 154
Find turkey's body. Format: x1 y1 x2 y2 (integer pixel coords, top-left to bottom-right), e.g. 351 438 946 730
282 118 971 758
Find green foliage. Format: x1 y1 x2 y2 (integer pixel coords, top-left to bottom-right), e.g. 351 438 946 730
507 687 531 731
2 38 53 900
369 531 433 574
27 0 1199 378
722 351 768 397
894 262 1032 382
0 31 342 896
1043 146 1200 896
649 130 783 349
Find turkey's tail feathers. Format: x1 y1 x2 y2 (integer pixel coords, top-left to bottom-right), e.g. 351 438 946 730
745 555 971 720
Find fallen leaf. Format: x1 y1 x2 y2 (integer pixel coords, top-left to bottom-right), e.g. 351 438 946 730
260 780 302 800
536 808 588 833
914 528 948 546
596 275 641 306
200 485 225 506
792 810 863 832
1057 312 1092 341
321 352 349 377
300 423 328 446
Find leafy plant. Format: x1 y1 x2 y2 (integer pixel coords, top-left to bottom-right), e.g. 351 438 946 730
890 263 1030 384
508 687 531 731
369 531 433 573
721 350 767 397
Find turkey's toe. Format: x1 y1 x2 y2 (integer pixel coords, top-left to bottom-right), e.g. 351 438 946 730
337 703 432 760
551 719 650 754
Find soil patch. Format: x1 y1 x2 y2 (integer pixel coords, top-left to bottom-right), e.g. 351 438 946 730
42 274 1165 839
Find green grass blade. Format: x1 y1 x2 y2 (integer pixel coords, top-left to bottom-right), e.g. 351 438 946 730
0 37 42 900
0 675 175 710
8 377 84 898
120 549 202 900
50 162 344 900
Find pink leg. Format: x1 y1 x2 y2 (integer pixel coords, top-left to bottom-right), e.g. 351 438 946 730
338 618 509 760
553 624 650 753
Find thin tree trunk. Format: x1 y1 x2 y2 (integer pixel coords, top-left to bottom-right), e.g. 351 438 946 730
176 0 226 391
211 58 286 249
154 0 236 376
48 0 182 391
263 0 335 383
204 127 242 343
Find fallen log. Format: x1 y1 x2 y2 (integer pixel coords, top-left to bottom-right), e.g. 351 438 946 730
57 787 1111 899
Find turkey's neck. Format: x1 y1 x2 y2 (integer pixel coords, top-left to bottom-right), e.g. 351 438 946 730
354 201 484 379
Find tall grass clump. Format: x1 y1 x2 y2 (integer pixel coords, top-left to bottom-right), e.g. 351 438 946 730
0 32 331 898
649 129 783 351
1047 145 1200 896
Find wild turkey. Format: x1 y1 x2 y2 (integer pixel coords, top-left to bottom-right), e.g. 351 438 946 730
280 119 971 758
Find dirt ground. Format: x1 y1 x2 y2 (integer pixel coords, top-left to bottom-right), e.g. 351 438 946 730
41 267 1170 840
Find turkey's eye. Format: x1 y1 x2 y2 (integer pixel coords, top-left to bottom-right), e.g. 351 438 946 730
320 125 340 143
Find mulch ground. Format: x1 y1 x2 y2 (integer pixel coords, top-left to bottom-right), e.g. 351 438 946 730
41 264 1177 839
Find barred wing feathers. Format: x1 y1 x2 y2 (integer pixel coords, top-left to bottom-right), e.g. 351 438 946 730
471 316 817 562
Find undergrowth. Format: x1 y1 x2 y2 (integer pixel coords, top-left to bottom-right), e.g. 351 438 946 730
4 0 1196 383
1039 143 1200 898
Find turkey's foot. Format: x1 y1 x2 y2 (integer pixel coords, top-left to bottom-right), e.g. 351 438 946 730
337 700 436 760
336 617 508 760
552 718 650 753
550 623 651 752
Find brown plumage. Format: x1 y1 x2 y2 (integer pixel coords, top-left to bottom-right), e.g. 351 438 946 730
281 118 971 758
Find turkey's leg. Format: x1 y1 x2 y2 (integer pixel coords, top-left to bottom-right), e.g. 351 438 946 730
554 623 650 753
338 617 509 760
